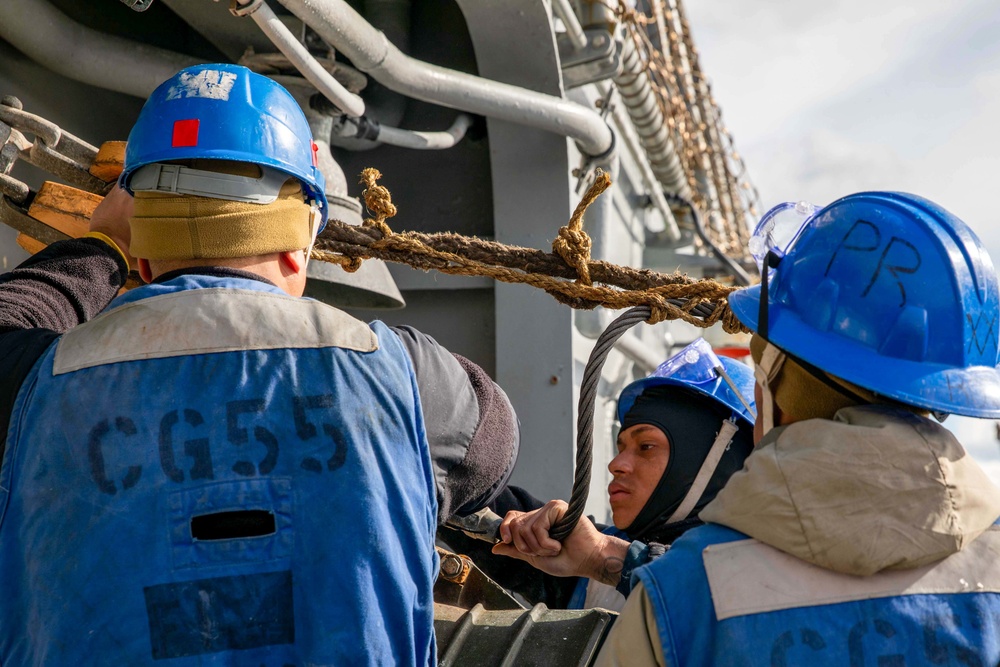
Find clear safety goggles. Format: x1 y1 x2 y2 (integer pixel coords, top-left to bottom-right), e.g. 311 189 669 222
651 338 756 418
749 201 820 341
748 201 819 275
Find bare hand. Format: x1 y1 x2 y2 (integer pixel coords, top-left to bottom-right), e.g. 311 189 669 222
492 499 630 584
89 185 134 269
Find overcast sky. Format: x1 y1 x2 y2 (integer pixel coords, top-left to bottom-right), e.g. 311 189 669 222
683 0 1000 479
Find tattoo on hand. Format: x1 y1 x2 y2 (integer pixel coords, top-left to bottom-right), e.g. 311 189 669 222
599 556 624 585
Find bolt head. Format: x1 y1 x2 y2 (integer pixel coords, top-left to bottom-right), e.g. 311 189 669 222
441 555 463 577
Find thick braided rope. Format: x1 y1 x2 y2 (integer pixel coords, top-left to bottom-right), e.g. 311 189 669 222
551 170 609 285
311 168 751 334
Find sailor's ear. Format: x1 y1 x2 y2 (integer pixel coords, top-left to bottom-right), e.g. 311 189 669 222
280 250 305 275
137 258 152 284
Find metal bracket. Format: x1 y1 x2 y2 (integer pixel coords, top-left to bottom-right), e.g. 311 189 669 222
433 546 525 611
558 29 622 89
444 507 503 543
230 0 264 17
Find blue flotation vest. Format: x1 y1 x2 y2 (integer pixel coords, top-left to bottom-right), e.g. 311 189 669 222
637 522 1000 666
0 275 438 666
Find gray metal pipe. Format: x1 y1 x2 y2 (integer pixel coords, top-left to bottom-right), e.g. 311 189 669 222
234 0 366 117
275 0 615 157
328 0 411 151
614 332 661 374
376 114 473 150
551 0 587 52
0 0 200 99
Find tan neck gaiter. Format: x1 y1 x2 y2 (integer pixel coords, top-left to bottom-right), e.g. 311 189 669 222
749 334 923 422
130 163 313 260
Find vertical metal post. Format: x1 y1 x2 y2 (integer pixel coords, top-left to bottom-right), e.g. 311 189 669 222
457 0 579 501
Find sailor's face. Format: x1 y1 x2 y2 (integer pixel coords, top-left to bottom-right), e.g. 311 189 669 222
607 424 671 529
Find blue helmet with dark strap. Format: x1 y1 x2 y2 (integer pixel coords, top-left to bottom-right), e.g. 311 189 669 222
617 337 756 427
729 191 1000 418
121 63 329 228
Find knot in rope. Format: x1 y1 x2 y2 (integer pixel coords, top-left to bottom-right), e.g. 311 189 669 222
552 169 610 286
553 227 592 285
646 301 671 325
360 167 397 237
722 307 748 334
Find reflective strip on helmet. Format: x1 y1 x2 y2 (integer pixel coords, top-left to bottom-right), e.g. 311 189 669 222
715 363 756 419
130 163 290 204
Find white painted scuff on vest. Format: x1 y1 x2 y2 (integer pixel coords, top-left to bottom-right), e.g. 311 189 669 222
52 288 379 375
583 579 626 612
166 70 238 101
703 526 1000 621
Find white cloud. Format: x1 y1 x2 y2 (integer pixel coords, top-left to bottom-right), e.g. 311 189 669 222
687 0 958 138
687 0 1000 256
748 127 912 208
947 416 1000 486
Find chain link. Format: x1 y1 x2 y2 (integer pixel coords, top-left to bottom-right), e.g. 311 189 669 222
0 97 112 206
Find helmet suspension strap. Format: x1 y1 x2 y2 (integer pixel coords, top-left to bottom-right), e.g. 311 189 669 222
665 416 740 523
754 341 787 437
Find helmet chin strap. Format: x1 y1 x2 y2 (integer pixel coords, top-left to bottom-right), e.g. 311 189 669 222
665 416 740 524
303 204 321 268
754 341 787 436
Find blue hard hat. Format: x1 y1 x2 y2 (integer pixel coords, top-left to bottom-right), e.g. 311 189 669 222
617 338 756 427
121 63 329 227
729 191 1000 418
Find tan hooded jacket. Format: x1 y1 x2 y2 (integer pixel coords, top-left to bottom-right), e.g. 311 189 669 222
595 406 1000 666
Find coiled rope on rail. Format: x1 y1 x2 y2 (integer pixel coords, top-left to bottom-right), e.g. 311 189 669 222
312 168 750 333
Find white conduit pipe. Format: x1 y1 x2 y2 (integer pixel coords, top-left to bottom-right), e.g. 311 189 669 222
551 0 587 52
615 332 661 374
276 0 615 157
0 0 199 99
234 0 469 152
234 0 366 117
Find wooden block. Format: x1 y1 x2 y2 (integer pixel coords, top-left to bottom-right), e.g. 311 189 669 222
89 141 126 182
27 181 102 239
16 233 46 255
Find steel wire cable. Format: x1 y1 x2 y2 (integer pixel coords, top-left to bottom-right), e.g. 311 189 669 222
549 306 652 541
